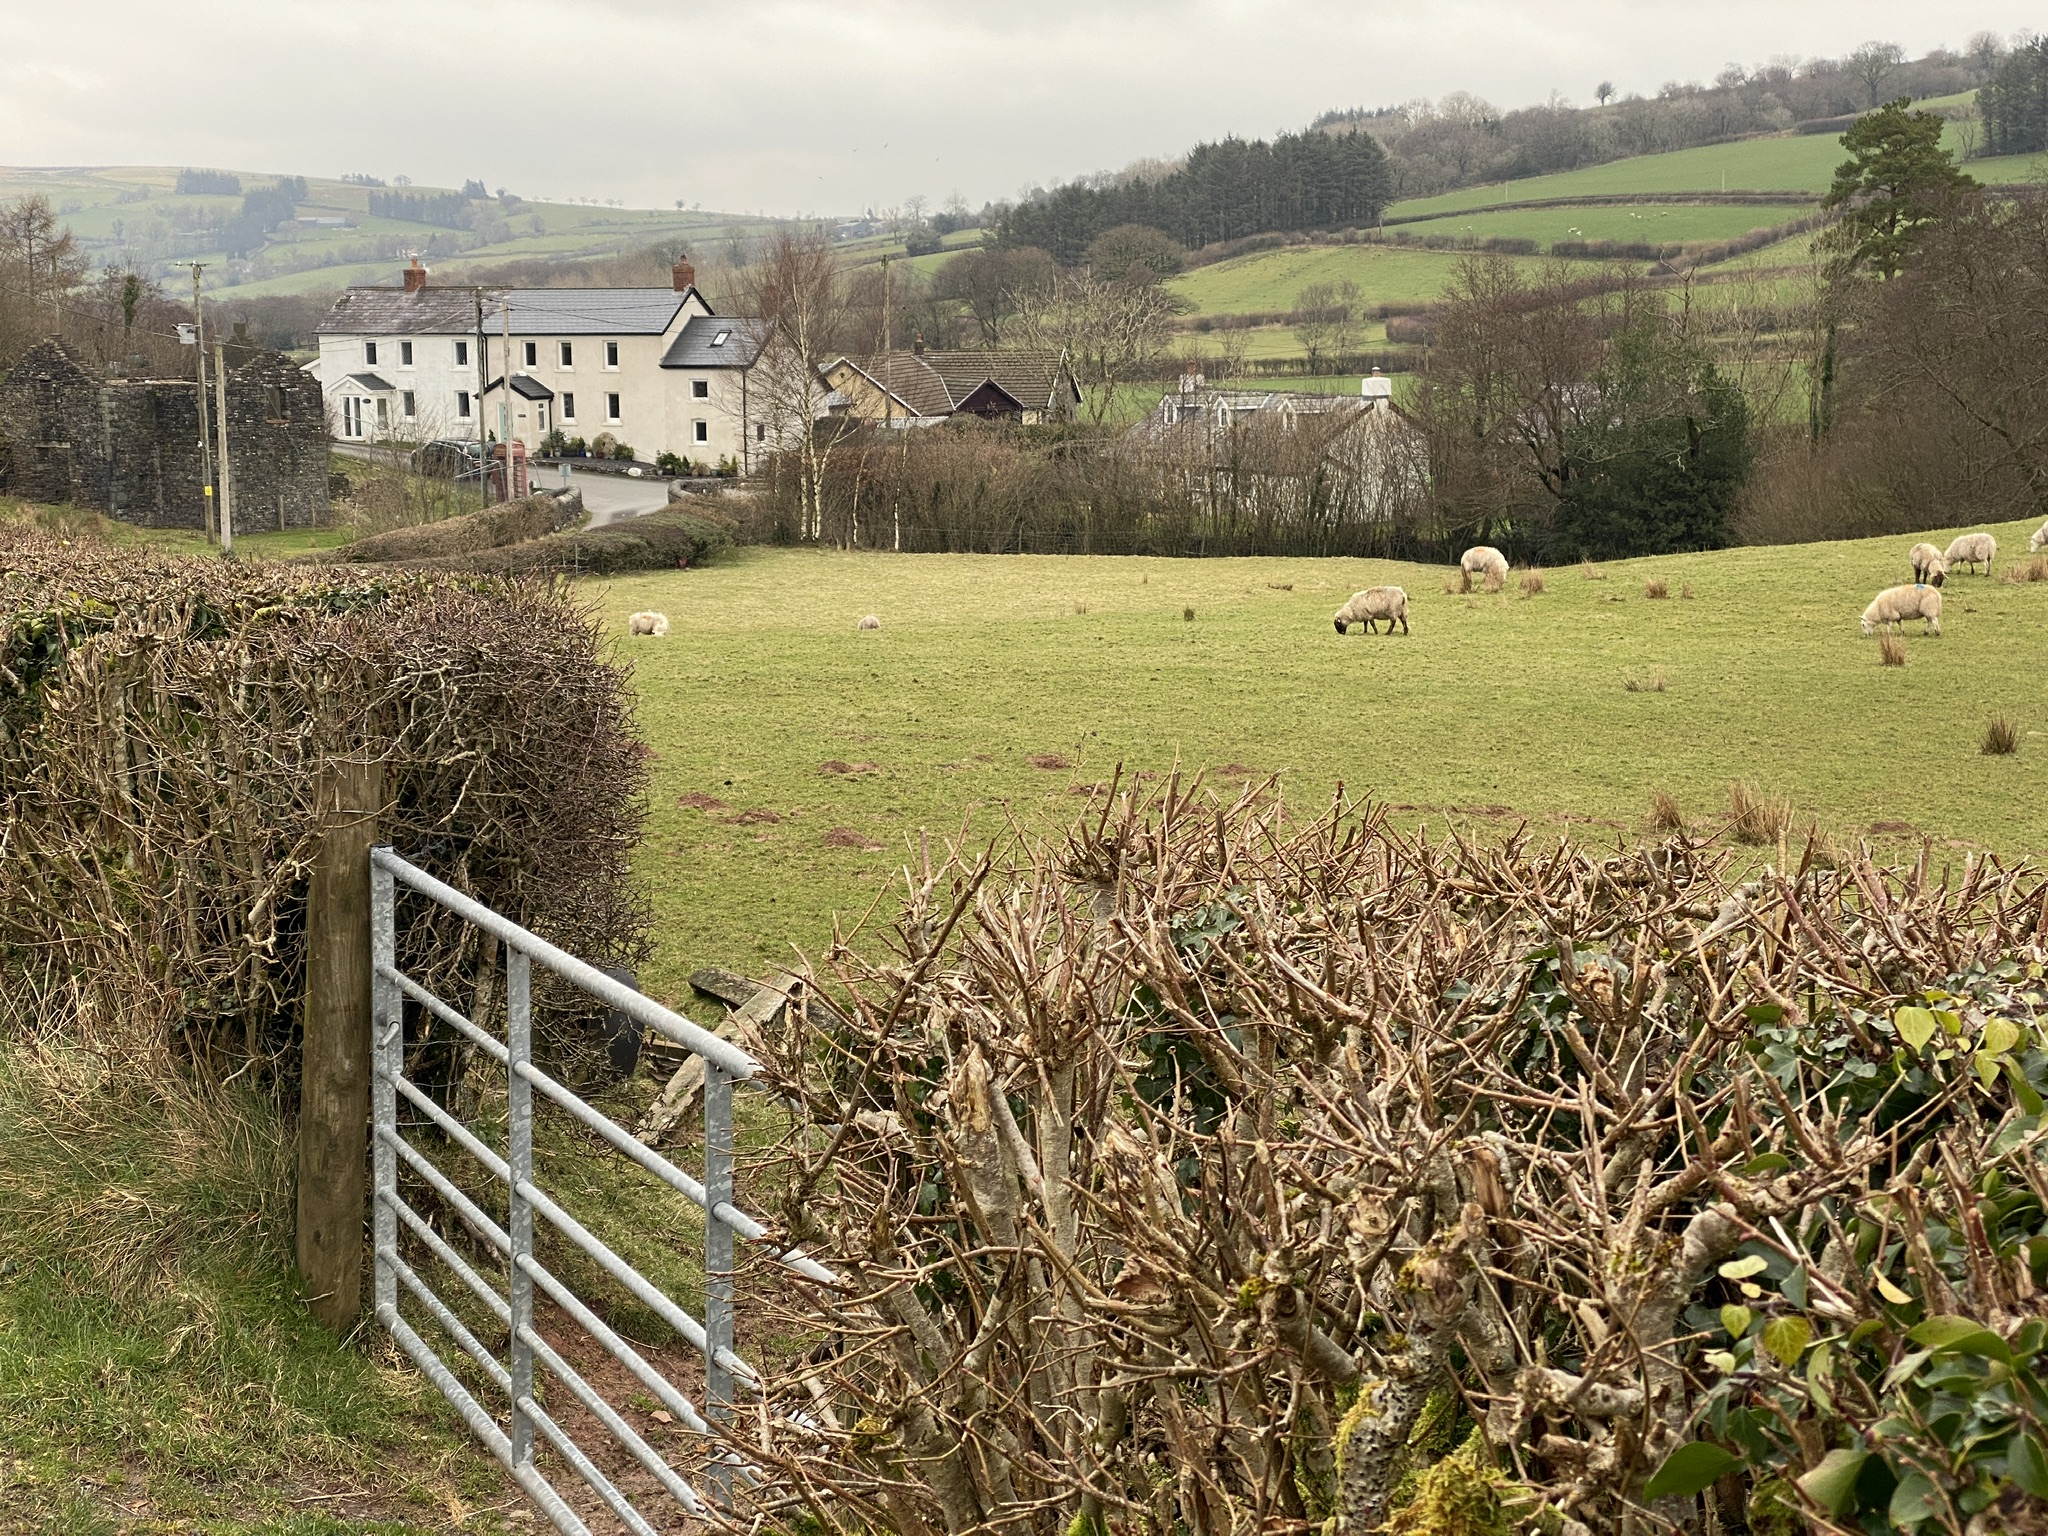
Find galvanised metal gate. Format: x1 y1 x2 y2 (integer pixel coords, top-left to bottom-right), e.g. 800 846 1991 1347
368 846 834 1533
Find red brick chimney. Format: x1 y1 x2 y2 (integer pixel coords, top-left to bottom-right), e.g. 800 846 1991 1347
671 259 696 292
403 257 429 293
912 333 926 356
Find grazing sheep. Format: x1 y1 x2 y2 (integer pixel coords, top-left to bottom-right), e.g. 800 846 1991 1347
1459 546 1509 591
856 614 881 631
1332 586 1410 636
1944 532 1997 575
2030 520 2047 554
1861 584 1943 637
1907 542 1947 587
627 611 669 637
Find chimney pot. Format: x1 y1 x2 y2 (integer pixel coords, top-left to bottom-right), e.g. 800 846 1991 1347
672 259 696 292
912 334 926 356
403 257 428 293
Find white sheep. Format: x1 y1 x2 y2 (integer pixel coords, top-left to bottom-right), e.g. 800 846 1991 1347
857 614 881 631
1459 546 1509 592
1332 586 1410 636
2030 520 2047 554
1944 532 1997 575
1907 542 1947 586
1861 584 1943 637
627 611 669 637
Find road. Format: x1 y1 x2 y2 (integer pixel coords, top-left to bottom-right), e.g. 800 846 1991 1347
330 442 672 527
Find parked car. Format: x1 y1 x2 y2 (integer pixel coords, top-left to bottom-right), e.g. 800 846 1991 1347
410 439 483 480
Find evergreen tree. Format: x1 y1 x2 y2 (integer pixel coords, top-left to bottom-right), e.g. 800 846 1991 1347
1980 37 2048 156
1821 99 1976 278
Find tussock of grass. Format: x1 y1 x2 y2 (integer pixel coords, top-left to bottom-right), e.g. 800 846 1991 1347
1648 789 1686 833
1728 780 1793 846
1879 633 1907 667
1643 577 1669 600
1983 716 2020 756
1183 606 1196 621
2003 554 2048 584
1482 571 1504 594
1624 667 1667 693
1580 559 1606 581
1519 568 1545 597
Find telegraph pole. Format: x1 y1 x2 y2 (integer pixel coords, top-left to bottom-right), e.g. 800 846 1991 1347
190 264 217 539
499 294 514 502
473 287 489 511
213 340 235 557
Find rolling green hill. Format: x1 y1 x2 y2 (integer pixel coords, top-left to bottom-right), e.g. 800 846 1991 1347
0 164 773 296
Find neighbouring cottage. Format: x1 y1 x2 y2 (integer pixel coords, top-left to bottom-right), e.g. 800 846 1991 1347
0 337 329 530
821 342 1081 426
314 258 807 473
1127 366 1428 530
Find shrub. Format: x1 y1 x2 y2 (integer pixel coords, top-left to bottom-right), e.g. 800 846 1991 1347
309 492 578 565
566 435 588 457
741 788 2048 1536
1983 715 2020 755
1880 632 1908 666
1648 788 1685 832
1518 568 1545 597
0 526 649 1069
612 441 637 462
434 501 736 575
655 451 685 476
1644 576 1669 599
1728 778 1792 844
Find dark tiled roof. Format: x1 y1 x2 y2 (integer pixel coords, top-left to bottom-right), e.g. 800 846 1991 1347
318 285 707 337
510 375 554 400
660 315 772 369
836 349 1075 417
316 287 481 336
336 372 394 392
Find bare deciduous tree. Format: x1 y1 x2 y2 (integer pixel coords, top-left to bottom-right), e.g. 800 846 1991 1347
1848 39 1906 107
732 228 849 541
1289 280 1362 374
1013 269 1177 426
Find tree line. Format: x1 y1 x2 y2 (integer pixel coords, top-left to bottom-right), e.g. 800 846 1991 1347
994 130 1393 263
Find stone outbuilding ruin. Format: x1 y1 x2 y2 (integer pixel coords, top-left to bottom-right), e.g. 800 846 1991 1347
0 338 328 530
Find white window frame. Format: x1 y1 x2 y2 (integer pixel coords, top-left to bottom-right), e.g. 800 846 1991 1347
454 339 469 366
604 341 619 369
559 341 574 370
399 340 414 367
691 378 709 399
604 392 622 424
364 340 378 366
522 340 537 369
456 390 471 419
560 391 577 422
375 398 390 429
401 389 416 419
693 419 709 444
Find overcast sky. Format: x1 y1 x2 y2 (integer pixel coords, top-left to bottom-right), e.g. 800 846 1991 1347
3 1 2038 215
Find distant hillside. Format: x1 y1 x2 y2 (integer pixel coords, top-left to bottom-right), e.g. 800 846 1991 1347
0 165 775 296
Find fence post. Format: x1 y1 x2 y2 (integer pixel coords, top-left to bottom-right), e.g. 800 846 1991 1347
704 1061 735 1498
297 751 383 1333
369 849 398 1328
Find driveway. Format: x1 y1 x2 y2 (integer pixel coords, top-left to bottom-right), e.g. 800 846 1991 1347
553 466 672 527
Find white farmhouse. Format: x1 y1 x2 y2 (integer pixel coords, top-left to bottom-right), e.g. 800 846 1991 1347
313 259 798 472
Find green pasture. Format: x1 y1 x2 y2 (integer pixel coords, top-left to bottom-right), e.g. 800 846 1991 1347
585 518 2048 1003
1168 243 1512 315
1386 132 2041 219
1391 200 1813 249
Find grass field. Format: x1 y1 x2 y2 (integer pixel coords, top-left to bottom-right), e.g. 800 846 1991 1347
1388 200 1813 248
1385 133 2043 219
584 518 2048 1003
0 164 769 298
1168 243 1510 315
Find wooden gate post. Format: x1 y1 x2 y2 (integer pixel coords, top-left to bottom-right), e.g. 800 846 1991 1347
297 751 383 1332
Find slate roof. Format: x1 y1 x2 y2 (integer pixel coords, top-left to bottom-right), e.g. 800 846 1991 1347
660 316 773 369
833 349 1077 417
317 285 708 337
336 372 394 392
